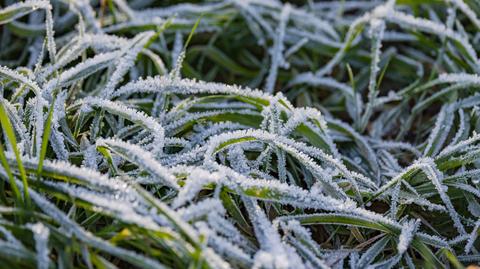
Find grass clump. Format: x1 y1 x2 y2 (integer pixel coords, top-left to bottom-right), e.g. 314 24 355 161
1 0 480 268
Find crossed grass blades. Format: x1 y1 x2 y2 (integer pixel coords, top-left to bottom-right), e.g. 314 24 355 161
4 0 480 268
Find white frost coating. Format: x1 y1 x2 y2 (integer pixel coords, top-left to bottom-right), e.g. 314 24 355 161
370 139 421 157
284 37 308 57
28 222 50 269
423 104 455 157
81 97 165 156
465 218 480 253
289 73 354 96
419 158 466 235
438 132 480 158
390 181 401 219
208 213 254 251
449 109 466 146
359 14 385 131
112 0 135 19
172 31 183 71
73 0 102 33
304 0 394 80
164 109 259 132
281 108 328 135
2 0 480 267
265 4 291 93
0 65 42 95
178 198 224 221
50 92 69 161
42 180 160 230
82 144 99 169
43 51 119 94
24 186 167 269
45 6 56 63
0 1 50 24
243 197 303 269
179 161 357 212
112 75 275 103
0 226 22 246
397 219 419 255
17 157 128 192
376 157 466 235
438 73 480 84
101 31 155 98
207 232 253 267
437 132 480 158
172 168 221 208
204 129 365 196
97 138 177 189
312 13 370 78
386 11 479 66
328 118 380 181
450 0 480 30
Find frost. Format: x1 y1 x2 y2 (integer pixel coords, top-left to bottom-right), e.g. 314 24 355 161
397 219 419 255
0 1 50 24
438 73 480 84
0 65 42 95
243 197 301 269
25 186 166 269
423 104 455 156
387 11 479 67
285 38 308 58
265 4 291 93
1 0 480 267
465 218 480 253
0 226 22 246
451 0 480 30
289 73 354 97
97 138 177 190
419 158 466 235
82 97 165 156
102 31 156 98
359 15 385 131
28 222 50 269
44 51 119 94
45 6 56 64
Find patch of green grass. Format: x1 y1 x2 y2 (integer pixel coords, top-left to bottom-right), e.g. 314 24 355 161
1 0 480 268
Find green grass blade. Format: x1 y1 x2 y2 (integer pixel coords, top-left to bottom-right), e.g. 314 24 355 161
37 96 56 179
0 100 30 209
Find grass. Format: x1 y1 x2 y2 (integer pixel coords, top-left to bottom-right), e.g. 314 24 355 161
1 0 480 268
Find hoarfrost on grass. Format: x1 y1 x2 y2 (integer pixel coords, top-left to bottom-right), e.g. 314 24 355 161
0 0 479 268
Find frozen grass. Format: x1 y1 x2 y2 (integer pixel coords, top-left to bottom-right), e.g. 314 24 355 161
1 0 480 268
